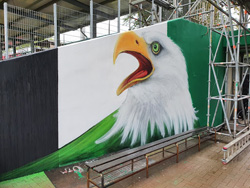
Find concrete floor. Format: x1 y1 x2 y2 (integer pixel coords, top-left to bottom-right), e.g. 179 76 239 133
1 135 250 188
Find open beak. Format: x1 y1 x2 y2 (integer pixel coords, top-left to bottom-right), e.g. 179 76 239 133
113 31 155 95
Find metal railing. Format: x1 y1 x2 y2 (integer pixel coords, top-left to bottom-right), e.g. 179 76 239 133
1 1 124 61
0 25 4 60
55 5 90 46
93 2 118 37
3 3 54 60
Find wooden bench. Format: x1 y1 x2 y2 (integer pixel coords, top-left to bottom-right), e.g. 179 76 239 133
86 127 212 188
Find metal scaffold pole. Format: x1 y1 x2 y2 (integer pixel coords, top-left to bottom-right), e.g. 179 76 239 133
207 4 214 130
118 0 120 33
90 0 94 38
53 3 58 48
4 2 8 59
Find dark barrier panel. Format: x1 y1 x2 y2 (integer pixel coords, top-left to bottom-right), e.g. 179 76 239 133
0 49 58 174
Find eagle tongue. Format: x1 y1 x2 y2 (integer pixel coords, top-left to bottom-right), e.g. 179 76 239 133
126 70 148 84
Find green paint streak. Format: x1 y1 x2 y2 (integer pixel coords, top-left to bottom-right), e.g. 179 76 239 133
0 172 53 187
0 110 120 181
173 179 179 185
74 171 84 179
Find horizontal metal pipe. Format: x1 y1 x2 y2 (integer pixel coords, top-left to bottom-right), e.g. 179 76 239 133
206 0 250 33
184 10 212 18
236 127 250 136
210 130 232 137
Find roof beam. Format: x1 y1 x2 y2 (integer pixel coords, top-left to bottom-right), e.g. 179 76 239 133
145 0 174 9
62 0 116 19
35 0 60 11
7 6 75 30
62 0 89 12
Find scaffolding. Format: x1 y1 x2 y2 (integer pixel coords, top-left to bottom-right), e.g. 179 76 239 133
204 0 250 138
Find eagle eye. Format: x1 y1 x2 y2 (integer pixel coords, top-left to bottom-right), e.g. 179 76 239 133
151 41 161 55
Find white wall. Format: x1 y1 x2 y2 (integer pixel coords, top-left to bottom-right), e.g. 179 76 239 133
58 22 167 148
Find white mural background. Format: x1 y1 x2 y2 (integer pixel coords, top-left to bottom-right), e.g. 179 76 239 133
58 23 167 148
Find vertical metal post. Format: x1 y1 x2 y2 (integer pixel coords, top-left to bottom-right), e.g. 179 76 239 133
207 5 214 130
173 0 177 19
146 156 149 178
13 39 16 57
0 36 2 60
214 129 217 143
198 135 201 151
108 20 110 35
159 7 162 22
87 168 90 188
30 34 34 53
225 45 229 118
151 0 155 25
139 4 143 28
245 10 250 127
176 0 179 18
53 3 58 48
227 0 238 138
117 0 120 33
162 147 164 158
101 173 104 188
227 0 237 58
131 159 134 171
90 0 94 38
176 143 179 163
4 2 8 59
129 0 131 30
246 12 249 29
202 2 205 25
238 7 247 126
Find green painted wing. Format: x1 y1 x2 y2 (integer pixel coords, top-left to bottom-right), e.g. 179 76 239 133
0 110 201 181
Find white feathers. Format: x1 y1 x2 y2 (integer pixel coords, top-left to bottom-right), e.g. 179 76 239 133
96 31 197 146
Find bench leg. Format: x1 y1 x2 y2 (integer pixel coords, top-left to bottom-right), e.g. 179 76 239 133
198 135 201 151
185 139 187 149
176 143 179 163
131 159 134 171
87 167 90 188
214 129 217 143
101 173 104 188
162 147 164 158
146 156 149 178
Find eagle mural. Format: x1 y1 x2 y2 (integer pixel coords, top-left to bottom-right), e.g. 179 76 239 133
96 31 197 146
1 25 203 181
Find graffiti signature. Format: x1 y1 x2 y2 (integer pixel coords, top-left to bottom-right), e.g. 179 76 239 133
60 166 84 175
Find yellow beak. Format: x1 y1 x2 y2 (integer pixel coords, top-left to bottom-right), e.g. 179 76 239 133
113 31 155 95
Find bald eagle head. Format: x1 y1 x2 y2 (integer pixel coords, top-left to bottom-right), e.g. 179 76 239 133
96 31 197 146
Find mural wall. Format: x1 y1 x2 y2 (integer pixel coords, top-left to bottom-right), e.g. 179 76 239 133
0 19 225 181
58 21 199 149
